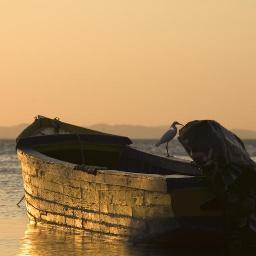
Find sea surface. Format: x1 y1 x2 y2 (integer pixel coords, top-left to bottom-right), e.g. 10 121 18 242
1 139 256 256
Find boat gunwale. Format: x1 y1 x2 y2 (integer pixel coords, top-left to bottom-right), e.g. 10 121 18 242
17 147 171 193
16 129 206 193
18 146 171 178
16 131 200 171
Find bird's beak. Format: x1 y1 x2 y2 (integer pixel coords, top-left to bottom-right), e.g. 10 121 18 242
177 122 184 126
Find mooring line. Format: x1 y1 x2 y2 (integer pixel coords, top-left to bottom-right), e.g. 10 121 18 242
16 195 25 207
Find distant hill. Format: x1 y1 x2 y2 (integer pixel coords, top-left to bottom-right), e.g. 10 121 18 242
0 124 28 139
90 124 256 140
232 129 256 140
0 123 256 140
90 124 168 139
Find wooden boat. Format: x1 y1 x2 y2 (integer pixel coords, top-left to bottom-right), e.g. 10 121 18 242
16 116 223 245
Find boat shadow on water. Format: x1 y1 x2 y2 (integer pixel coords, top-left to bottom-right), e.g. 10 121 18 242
17 222 226 256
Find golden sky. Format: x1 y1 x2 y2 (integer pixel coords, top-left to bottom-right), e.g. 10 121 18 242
1 1 256 129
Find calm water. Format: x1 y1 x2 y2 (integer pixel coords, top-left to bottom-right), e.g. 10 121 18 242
1 139 256 255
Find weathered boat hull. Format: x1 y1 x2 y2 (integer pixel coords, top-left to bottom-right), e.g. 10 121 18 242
18 149 222 243
17 116 222 244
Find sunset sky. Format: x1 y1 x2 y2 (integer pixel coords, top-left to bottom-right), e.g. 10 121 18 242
1 1 256 129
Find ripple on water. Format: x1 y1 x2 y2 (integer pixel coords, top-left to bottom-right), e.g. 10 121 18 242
16 223 225 256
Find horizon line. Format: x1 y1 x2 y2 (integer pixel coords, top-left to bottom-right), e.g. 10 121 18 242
0 122 256 132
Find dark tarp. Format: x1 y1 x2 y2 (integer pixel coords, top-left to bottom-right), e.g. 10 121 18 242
178 120 256 247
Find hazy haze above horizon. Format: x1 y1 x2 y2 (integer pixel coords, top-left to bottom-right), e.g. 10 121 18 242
1 1 256 129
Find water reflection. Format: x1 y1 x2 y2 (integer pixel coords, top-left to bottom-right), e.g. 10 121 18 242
17 223 225 256
18 223 130 256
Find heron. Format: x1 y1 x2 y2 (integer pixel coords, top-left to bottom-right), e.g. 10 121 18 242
155 121 183 157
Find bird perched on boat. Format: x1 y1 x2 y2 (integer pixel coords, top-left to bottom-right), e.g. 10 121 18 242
155 121 183 157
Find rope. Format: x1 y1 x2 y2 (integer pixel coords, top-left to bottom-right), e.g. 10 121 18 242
16 195 25 207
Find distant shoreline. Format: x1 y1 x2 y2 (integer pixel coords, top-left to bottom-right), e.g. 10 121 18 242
1 123 256 140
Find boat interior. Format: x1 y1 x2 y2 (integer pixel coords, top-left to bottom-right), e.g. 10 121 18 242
17 134 200 177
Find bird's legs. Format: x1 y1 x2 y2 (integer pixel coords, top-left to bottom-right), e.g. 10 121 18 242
166 142 170 157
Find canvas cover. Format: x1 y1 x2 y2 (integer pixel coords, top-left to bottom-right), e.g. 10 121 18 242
178 120 256 242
